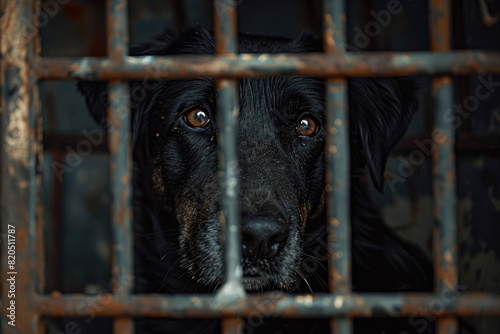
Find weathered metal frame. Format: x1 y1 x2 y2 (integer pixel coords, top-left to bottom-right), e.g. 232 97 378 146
33 51 500 80
1 1 500 334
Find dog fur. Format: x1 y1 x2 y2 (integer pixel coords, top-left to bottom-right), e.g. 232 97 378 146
79 27 435 334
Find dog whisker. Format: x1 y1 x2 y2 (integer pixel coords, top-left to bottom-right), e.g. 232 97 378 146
296 270 313 294
137 228 179 238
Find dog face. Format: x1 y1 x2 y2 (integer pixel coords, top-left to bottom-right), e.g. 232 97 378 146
78 28 418 292
148 75 326 290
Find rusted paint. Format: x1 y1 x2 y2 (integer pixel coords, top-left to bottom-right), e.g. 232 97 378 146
32 51 500 81
324 2 351 331
214 0 238 55
1 0 30 167
35 103 45 293
1 0 43 333
114 318 133 334
222 317 243 334
325 77 351 297
106 0 133 283
430 0 457 294
430 0 451 52
331 317 353 334
323 13 334 51
323 0 346 54
107 0 129 62
437 317 458 334
108 82 133 293
33 292 500 318
430 0 459 332
104 1 133 333
213 0 245 302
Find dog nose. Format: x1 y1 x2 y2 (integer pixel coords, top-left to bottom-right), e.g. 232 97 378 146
241 215 289 259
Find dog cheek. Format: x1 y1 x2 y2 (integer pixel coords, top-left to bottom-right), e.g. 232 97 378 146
176 174 220 261
302 151 326 220
152 160 165 197
177 196 209 251
308 188 325 220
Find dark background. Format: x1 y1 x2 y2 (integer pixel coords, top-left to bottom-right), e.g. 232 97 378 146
38 0 500 333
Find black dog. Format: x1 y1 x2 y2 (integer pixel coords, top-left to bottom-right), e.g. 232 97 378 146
79 27 434 334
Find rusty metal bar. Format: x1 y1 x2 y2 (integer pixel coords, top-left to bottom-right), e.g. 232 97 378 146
324 0 351 333
213 2 244 333
222 317 243 334
214 0 237 55
433 75 457 334
34 292 500 318
430 0 458 333
108 80 133 331
213 0 245 306
33 0 46 329
1 0 42 333
323 0 347 53
106 0 133 333
107 0 129 61
33 51 500 80
216 79 244 296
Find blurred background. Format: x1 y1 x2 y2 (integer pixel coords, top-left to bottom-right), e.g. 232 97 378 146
38 0 500 332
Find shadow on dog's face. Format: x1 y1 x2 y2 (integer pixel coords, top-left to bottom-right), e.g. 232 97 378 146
78 28 418 292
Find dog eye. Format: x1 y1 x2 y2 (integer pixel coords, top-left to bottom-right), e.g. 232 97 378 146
185 108 210 127
297 116 317 136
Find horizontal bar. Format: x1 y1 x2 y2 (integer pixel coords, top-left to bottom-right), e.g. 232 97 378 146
35 292 500 318
33 51 500 80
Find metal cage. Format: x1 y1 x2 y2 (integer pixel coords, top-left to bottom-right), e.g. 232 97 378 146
1 0 500 333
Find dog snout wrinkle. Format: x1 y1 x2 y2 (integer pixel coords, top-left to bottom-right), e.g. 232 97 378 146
242 215 289 259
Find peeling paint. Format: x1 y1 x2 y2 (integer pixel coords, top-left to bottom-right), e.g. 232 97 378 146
33 292 500 318
33 51 500 81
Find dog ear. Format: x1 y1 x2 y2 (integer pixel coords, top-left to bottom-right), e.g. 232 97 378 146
76 31 175 126
348 78 418 192
77 27 214 126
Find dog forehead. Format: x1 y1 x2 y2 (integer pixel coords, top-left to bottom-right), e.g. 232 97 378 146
238 75 324 115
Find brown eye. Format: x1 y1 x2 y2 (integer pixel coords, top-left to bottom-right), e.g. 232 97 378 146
185 108 210 127
297 116 317 136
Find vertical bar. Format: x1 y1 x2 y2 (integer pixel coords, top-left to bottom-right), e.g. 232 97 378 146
33 0 45 302
214 0 238 55
107 0 133 333
429 0 458 333
324 1 352 334
33 2 45 333
222 317 243 334
213 0 244 333
1 0 41 333
324 84 350 295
